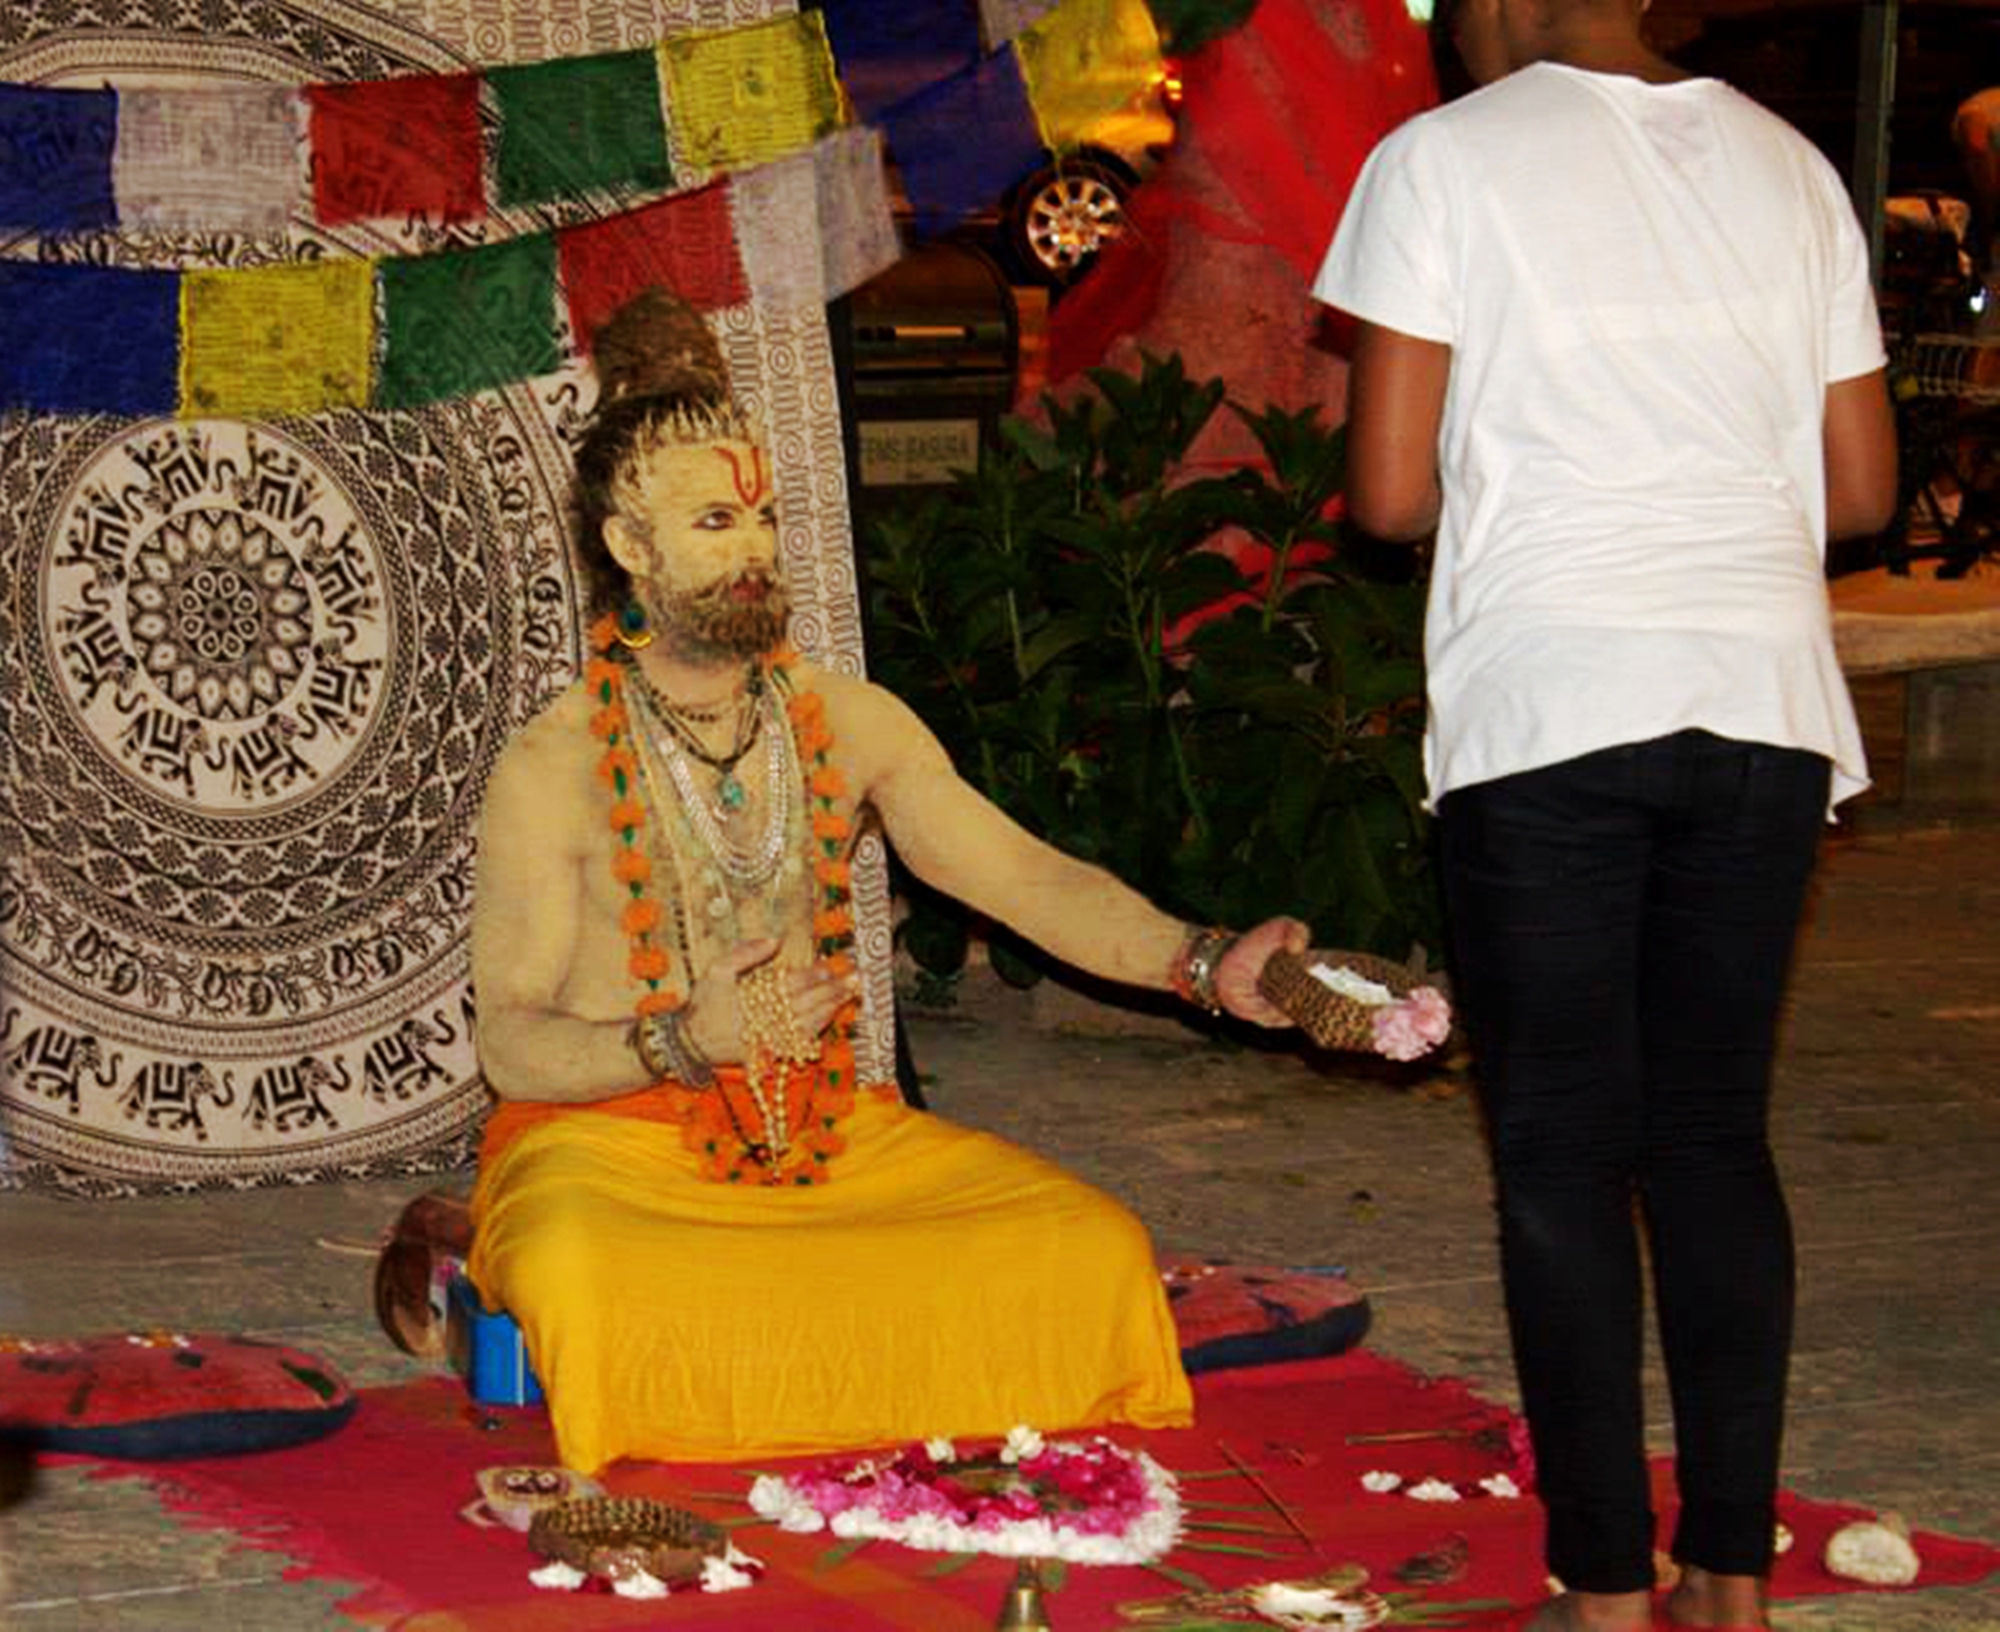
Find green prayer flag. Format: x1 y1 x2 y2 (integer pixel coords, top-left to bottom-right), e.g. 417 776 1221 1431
376 233 558 409
489 50 674 207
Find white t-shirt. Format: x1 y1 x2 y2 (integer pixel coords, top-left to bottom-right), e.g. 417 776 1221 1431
1314 63 1885 808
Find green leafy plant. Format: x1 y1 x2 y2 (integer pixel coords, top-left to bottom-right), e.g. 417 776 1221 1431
861 352 1438 995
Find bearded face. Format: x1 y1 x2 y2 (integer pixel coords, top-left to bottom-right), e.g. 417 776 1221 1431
652 559 791 661
605 438 789 662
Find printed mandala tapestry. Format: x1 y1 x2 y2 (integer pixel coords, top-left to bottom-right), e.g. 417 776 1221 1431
0 0 892 1193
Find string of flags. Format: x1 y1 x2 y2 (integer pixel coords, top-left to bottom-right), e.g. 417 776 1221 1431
0 0 1169 417
0 130 899 417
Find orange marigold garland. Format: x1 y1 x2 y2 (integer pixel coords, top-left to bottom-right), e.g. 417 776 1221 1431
587 619 865 1186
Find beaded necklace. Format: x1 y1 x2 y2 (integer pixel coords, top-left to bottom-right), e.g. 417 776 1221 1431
585 613 861 1186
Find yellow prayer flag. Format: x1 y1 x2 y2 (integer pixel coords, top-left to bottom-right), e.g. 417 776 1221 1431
659 11 847 176
181 259 375 419
1015 0 1163 152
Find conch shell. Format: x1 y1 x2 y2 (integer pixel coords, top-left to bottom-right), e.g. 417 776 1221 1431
1824 1513 1920 1585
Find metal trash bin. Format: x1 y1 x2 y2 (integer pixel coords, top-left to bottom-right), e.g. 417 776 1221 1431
832 241 1019 511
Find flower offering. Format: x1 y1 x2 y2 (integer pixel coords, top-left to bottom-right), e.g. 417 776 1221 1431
748 1428 1182 1565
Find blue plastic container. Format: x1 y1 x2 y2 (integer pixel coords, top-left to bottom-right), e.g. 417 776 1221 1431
446 1274 544 1406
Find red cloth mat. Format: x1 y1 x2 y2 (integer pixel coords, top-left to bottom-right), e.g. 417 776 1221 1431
72 1354 1998 1629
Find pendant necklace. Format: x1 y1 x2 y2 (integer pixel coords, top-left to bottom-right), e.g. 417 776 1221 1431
633 666 764 817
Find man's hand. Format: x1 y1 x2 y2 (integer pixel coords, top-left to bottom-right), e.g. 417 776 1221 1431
683 938 861 1065
1214 917 1312 1028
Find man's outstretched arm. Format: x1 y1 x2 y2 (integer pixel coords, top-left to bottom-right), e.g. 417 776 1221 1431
844 680 1306 1027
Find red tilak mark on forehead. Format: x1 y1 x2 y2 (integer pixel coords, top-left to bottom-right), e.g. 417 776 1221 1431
715 445 768 508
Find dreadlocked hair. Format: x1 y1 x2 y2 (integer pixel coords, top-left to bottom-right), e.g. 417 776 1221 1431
570 287 756 615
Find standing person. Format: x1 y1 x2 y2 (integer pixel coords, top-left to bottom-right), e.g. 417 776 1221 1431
449 287 1306 1475
1313 1 1896 1628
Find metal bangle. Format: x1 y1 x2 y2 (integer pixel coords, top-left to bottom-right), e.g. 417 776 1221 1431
1170 926 1237 1015
635 1007 716 1089
630 1016 671 1081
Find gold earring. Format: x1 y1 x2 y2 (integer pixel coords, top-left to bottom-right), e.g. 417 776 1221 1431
614 597 653 651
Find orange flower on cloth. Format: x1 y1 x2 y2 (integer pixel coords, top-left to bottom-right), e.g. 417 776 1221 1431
621 899 662 938
597 745 639 790
180 260 374 418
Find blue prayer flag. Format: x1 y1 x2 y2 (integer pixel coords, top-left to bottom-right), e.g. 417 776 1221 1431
820 0 982 124
0 261 181 416
878 50 1045 240
0 85 118 233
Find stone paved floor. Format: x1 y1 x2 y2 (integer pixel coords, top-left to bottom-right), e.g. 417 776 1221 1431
1 821 1995 1629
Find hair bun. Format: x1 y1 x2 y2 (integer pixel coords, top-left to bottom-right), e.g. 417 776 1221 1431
589 287 732 404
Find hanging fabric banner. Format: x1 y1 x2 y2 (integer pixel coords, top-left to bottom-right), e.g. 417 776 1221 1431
0 261 181 416
734 125 899 312
1013 0 1162 150
487 48 675 209
878 50 1045 240
111 84 303 232
180 259 376 419
818 0 981 124
305 73 484 227
659 11 847 176
558 181 748 354
0 84 118 232
376 234 559 409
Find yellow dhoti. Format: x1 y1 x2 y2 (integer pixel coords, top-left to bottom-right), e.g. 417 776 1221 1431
468 1088 1193 1473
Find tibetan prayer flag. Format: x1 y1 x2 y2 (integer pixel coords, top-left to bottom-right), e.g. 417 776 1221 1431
818 0 980 125
559 183 748 353
306 74 483 227
377 233 559 409
181 259 375 419
0 85 116 232
660 12 846 176
1014 0 1162 150
878 52 1044 240
979 0 1058 50
488 49 673 208
113 84 300 231
0 261 179 416
113 84 303 232
735 128 900 312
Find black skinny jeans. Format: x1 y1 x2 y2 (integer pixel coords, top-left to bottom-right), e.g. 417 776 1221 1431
1439 729 1831 1592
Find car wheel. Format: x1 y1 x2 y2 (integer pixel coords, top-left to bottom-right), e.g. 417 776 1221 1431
1005 158 1133 286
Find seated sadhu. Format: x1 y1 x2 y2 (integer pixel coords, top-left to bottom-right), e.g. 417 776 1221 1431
463 289 1306 1474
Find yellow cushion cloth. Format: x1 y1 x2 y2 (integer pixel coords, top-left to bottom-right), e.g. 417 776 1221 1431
468 1091 1192 1472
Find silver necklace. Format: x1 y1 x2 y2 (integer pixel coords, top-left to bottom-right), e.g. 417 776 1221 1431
631 680 793 890
631 666 763 813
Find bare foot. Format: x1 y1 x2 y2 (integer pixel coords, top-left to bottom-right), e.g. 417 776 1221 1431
1526 1590 1654 1632
1663 1565 1769 1629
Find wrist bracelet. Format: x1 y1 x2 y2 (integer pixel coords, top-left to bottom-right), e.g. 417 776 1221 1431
629 1017 670 1081
1169 926 1237 1015
631 1006 716 1088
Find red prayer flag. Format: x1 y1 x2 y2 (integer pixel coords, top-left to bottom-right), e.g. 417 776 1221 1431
558 183 748 353
307 73 484 227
